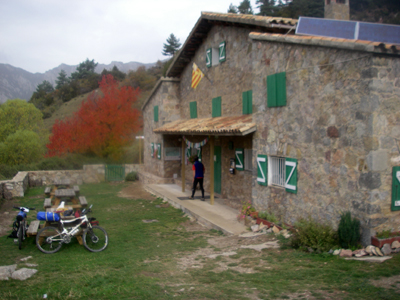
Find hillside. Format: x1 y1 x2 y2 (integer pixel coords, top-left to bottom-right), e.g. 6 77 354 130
0 61 156 103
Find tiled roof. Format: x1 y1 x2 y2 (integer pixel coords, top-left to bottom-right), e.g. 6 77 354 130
154 115 256 136
249 32 400 55
166 12 298 78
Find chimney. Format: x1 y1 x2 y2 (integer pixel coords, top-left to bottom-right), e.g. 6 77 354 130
325 0 350 20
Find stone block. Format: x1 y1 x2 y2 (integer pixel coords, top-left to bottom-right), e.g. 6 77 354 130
11 268 38 281
327 126 339 138
366 150 388 172
359 172 381 190
381 243 392 256
339 249 353 257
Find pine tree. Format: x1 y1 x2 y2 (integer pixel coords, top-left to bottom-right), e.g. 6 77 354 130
228 3 238 13
55 70 68 89
162 34 181 56
238 0 253 14
256 0 277 16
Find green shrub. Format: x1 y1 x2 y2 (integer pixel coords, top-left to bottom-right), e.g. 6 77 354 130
258 211 277 223
290 217 338 252
125 171 138 181
338 211 360 249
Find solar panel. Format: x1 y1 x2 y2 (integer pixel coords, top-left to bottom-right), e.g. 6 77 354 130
296 17 400 45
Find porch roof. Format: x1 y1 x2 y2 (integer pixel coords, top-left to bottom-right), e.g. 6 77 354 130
153 115 256 136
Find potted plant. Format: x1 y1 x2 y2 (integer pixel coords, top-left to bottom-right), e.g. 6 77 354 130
237 201 257 223
371 230 400 248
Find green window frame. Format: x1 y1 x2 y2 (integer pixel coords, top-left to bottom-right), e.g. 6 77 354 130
206 48 212 68
219 41 226 62
392 166 400 211
154 105 159 122
190 101 197 119
257 154 268 186
242 90 253 115
212 96 221 117
267 72 287 107
151 143 154 158
235 148 244 171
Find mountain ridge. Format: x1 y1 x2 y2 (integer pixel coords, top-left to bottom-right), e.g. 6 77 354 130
0 61 157 103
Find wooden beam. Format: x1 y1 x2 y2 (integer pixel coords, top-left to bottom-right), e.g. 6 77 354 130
181 138 185 192
209 136 214 205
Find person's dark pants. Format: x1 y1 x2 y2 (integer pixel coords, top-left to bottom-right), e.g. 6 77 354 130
191 177 204 198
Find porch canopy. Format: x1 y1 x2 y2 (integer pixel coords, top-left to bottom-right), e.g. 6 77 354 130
153 115 256 205
153 115 256 136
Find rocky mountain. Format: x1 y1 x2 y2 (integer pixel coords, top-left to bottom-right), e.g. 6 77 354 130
0 61 156 103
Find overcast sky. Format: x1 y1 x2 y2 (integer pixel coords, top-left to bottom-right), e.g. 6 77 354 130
0 0 259 74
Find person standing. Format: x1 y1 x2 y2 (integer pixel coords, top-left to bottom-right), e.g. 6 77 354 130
190 156 205 201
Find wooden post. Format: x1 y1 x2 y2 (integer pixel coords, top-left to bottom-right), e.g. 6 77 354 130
209 136 215 205
181 138 185 192
139 138 142 164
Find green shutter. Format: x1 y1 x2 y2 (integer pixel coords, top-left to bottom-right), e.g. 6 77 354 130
276 72 287 106
267 73 286 107
206 48 212 68
154 106 159 122
219 41 226 62
157 143 161 160
257 155 268 186
243 90 252 114
151 143 154 158
392 166 400 211
285 158 297 194
197 147 202 162
235 148 244 171
212 97 221 117
190 101 197 118
267 74 277 107
242 91 248 114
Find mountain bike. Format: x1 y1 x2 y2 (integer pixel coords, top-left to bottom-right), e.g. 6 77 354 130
13 206 35 250
36 205 108 254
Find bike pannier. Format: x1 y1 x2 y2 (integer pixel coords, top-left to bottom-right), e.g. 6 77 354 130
37 212 60 222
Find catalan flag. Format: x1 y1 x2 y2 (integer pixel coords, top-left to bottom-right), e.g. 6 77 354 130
191 63 204 89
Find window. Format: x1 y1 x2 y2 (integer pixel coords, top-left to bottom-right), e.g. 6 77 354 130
267 72 286 107
186 147 201 164
212 97 221 117
244 149 252 171
242 90 253 114
268 156 298 193
165 147 181 161
206 41 226 68
151 143 154 158
154 106 159 122
190 101 197 118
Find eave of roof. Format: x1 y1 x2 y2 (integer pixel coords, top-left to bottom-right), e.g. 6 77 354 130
166 12 298 78
141 77 180 111
249 32 400 55
153 115 256 136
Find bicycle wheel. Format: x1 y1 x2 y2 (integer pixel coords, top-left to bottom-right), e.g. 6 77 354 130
36 226 63 254
18 221 23 250
83 225 108 252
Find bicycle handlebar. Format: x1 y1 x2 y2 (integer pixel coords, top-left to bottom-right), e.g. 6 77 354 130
13 206 35 210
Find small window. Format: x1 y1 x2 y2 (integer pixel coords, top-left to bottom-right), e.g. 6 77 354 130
267 72 286 107
244 149 252 171
157 143 162 160
242 90 253 115
151 143 154 158
190 101 197 118
268 156 298 193
165 147 181 161
154 106 159 122
212 97 221 117
392 166 400 211
206 42 226 68
337 0 345 4
219 41 226 63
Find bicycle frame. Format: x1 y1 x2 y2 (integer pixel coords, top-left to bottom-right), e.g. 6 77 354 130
49 214 92 242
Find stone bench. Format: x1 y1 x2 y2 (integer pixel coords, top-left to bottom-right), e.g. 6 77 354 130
26 220 40 236
44 198 52 209
79 196 88 207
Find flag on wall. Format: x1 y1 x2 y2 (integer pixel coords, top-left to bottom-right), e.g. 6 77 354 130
191 63 204 89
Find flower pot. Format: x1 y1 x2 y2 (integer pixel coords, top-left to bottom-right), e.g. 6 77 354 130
371 232 400 248
249 212 258 219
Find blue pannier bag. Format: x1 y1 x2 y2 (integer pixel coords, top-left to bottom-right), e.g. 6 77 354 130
37 212 60 222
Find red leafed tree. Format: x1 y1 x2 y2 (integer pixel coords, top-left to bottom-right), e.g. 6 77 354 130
47 75 142 159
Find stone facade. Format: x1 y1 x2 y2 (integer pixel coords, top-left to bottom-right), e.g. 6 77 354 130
142 14 400 234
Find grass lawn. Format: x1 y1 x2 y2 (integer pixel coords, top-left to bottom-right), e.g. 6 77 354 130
0 182 400 299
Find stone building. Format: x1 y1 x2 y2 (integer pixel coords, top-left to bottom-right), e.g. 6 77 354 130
141 12 400 237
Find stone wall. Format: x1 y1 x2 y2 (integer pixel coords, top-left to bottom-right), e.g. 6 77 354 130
250 37 400 232
0 164 141 199
324 0 350 20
